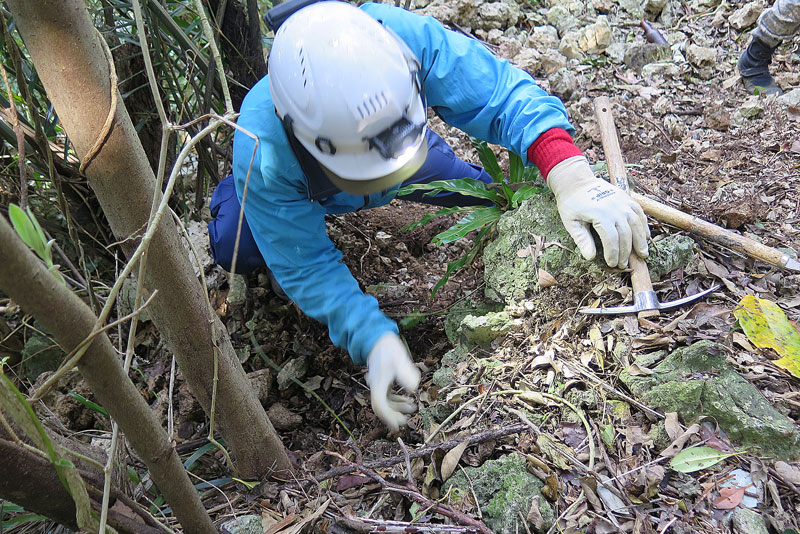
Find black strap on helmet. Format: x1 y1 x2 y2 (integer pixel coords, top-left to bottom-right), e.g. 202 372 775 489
264 0 343 32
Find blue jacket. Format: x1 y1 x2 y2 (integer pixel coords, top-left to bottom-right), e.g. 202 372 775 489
232 2 573 365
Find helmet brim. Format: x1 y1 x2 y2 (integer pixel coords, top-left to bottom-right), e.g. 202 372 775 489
322 137 428 195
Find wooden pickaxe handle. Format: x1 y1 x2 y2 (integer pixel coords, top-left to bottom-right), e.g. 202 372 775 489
630 192 799 271
594 96 659 319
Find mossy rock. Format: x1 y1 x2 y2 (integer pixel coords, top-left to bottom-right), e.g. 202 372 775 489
482 194 695 305
22 331 64 381
457 311 520 349
620 341 800 459
483 193 604 304
444 298 502 344
444 453 554 533
432 344 472 388
646 234 696 281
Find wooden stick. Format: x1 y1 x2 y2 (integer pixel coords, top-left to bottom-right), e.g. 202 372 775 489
630 192 798 271
594 96 660 320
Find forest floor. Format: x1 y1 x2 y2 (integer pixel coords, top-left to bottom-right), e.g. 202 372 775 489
11 0 800 533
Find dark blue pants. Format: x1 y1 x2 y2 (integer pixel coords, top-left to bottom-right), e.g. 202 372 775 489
209 130 494 274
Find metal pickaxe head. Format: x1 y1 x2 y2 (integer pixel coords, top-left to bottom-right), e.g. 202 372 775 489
579 285 720 316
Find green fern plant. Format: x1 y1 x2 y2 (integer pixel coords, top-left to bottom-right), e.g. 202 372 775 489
395 137 546 297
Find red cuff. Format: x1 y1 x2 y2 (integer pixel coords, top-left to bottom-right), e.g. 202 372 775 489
527 128 583 181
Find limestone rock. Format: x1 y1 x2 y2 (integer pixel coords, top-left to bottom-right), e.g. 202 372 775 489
618 0 644 18
592 0 615 14
22 330 65 380
624 43 672 72
546 5 580 36
444 454 555 534
475 1 522 31
541 51 568 75
458 311 521 348
620 341 800 459
732 508 769 534
445 298 503 344
577 15 612 54
643 0 668 20
646 234 696 281
685 43 716 68
559 30 584 59
415 0 479 27
728 2 764 30
548 68 579 100
604 41 627 63
514 48 543 73
226 273 248 307
733 95 765 123
220 515 263 534
482 193 604 304
778 88 800 108
640 61 681 78
527 25 560 50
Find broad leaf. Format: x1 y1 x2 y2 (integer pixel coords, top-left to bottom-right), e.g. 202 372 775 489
511 185 544 208
734 295 800 378
432 207 502 245
8 203 43 257
509 152 524 183
400 206 477 232
396 178 503 204
470 138 504 182
431 225 492 298
669 446 741 473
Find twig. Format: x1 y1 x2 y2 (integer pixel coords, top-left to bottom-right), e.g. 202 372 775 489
0 60 27 210
355 463 493 534
397 437 416 488
308 424 527 484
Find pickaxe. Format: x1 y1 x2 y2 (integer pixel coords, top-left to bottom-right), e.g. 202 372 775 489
580 97 719 317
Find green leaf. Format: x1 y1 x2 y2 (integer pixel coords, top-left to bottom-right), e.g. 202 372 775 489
400 206 476 232
399 312 426 330
431 225 492 298
68 392 108 417
397 178 503 204
471 138 504 182
27 207 48 252
8 203 40 254
183 441 219 470
511 185 544 208
509 152 524 183
432 207 501 245
669 446 742 473
733 295 800 379
233 477 261 490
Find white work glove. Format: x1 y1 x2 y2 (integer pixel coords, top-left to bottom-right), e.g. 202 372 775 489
365 333 421 432
547 155 650 268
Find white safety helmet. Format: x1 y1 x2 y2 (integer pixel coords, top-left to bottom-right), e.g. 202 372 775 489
268 1 428 195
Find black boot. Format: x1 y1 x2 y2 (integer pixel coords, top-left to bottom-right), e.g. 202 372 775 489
738 38 783 95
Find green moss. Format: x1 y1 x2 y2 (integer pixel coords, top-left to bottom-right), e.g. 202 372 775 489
646 234 696 281
458 311 517 349
444 454 554 533
621 341 800 459
444 299 502 344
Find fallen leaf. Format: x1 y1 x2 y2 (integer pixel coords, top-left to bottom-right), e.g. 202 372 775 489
660 423 700 458
733 295 800 378
669 446 742 473
627 363 655 376
664 412 682 441
440 441 469 483
335 475 372 492
775 461 800 484
713 485 748 510
538 268 558 287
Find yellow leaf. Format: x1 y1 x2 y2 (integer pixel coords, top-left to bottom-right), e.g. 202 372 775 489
733 295 800 378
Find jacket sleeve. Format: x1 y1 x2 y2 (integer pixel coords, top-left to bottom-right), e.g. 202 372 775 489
234 137 399 366
361 2 574 165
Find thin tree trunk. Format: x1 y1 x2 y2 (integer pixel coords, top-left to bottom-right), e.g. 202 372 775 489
206 0 267 111
0 215 216 533
0 437 163 534
4 0 291 478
